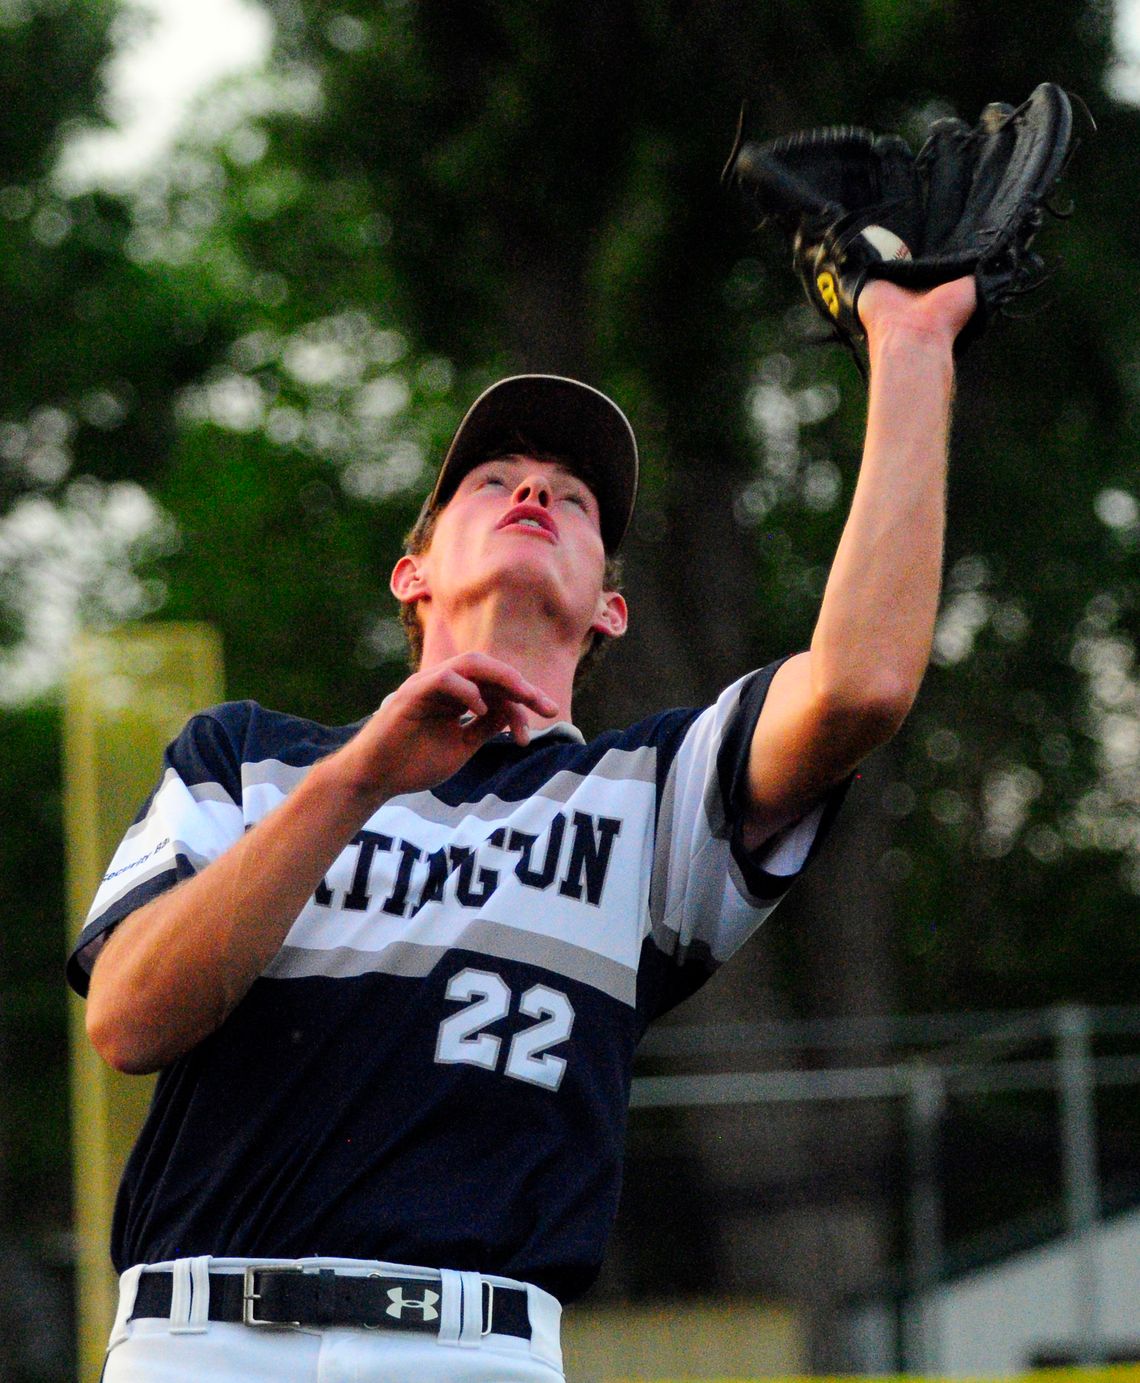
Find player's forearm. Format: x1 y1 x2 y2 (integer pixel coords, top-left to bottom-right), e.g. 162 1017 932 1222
808 325 954 738
85 654 557 1074
85 750 387 1074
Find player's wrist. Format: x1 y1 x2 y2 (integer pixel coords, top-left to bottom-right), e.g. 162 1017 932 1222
313 736 395 816
866 320 957 379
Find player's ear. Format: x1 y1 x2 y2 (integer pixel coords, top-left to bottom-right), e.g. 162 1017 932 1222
591 590 628 640
390 554 429 603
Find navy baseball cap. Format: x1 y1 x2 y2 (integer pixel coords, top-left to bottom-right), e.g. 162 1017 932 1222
422 375 639 554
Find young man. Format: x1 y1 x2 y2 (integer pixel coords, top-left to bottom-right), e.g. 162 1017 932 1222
69 275 976 1381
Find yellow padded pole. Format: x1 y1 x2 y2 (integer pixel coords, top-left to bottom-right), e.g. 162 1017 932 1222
63 624 223 1381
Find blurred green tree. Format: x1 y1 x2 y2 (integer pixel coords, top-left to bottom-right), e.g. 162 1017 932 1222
5 0 1140 1374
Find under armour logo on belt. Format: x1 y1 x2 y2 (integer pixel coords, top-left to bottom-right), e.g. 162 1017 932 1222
386 1287 440 1321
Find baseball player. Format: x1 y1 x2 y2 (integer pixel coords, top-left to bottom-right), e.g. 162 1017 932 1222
69 273 976 1381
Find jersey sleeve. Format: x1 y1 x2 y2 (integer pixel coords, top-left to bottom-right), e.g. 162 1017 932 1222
65 703 252 997
642 660 849 1019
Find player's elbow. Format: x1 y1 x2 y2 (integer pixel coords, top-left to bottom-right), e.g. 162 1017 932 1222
86 982 164 1075
817 672 916 758
86 949 172 1075
86 1003 154 1075
859 670 918 734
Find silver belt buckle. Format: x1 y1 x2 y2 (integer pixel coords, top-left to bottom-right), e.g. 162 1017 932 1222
242 1264 304 1328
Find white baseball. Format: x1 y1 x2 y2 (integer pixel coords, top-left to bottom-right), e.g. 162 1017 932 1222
860 225 912 261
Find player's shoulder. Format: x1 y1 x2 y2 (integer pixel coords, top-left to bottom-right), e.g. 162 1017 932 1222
551 706 708 796
571 665 792 782
581 666 783 759
170 699 366 778
586 705 704 757
531 707 705 780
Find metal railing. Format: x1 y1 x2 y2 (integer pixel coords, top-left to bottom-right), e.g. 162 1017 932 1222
630 1003 1140 1371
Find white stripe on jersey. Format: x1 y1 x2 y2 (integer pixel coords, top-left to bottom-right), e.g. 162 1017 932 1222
650 674 810 966
264 767 656 1004
74 673 837 1005
89 771 243 917
268 918 634 1005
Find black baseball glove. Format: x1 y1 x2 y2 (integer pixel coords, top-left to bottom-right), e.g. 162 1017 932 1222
722 84 1079 354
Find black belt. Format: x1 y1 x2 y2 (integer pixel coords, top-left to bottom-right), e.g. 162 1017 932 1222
130 1267 531 1337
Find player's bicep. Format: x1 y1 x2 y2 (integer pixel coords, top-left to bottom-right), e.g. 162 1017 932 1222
742 651 877 851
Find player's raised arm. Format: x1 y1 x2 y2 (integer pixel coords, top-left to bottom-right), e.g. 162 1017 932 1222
84 655 558 1074
740 277 976 848
722 87 1078 848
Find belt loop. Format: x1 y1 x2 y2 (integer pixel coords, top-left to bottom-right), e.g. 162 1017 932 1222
314 1267 338 1327
108 1265 143 1351
525 1283 564 1372
173 1255 211 1335
437 1268 462 1346
167 1259 193 1331
458 1271 483 1346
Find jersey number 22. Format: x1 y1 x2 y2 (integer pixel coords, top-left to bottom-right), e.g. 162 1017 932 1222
435 967 574 1091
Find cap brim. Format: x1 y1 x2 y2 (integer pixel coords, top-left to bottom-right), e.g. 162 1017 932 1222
427 375 638 553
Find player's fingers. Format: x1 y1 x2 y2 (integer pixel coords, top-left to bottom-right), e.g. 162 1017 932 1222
451 653 559 719
483 677 558 720
500 698 532 747
429 670 489 721
466 682 535 744
455 701 529 750
449 683 526 737
936 274 978 327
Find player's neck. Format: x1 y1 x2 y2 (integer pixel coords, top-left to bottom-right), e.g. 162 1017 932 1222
419 604 581 727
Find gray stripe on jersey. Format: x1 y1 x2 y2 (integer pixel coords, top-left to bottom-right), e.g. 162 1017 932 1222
726 844 759 908
648 694 730 949
113 769 238 849
269 939 447 980
237 746 655 828
190 781 240 806
648 742 678 930
384 747 658 828
268 919 637 1005
91 846 210 919
242 758 311 794
700 702 734 843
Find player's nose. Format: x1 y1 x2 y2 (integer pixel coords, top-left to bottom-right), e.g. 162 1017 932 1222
512 474 552 508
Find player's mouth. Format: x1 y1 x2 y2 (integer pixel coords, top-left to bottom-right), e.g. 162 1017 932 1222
496 504 557 541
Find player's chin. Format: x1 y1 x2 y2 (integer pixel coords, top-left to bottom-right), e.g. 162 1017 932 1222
501 543 591 587
500 563 601 629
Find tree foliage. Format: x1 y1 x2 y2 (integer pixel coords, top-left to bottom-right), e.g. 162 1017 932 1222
4 0 1140 1373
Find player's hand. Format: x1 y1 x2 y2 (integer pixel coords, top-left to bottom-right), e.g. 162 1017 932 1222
338 653 560 801
859 275 978 351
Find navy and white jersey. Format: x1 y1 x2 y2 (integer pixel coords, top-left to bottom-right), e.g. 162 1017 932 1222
68 662 846 1302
